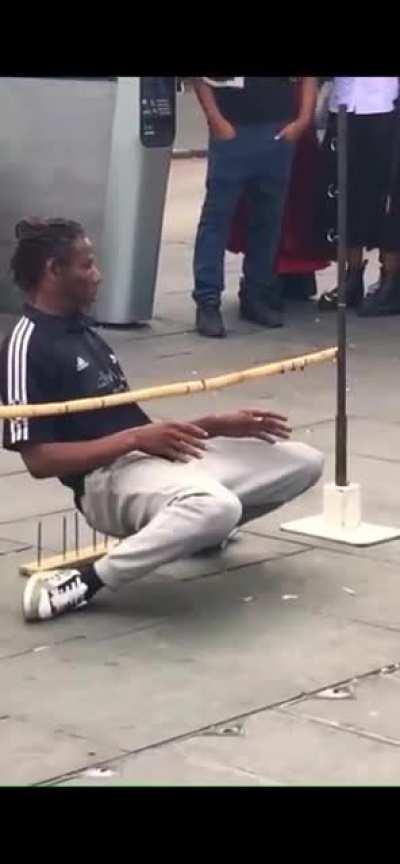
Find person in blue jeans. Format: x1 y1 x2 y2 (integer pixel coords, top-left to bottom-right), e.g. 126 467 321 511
192 77 318 337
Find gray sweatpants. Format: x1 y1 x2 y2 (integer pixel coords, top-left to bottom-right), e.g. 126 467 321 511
81 438 323 590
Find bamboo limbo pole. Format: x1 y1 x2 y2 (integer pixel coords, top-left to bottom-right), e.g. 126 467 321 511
335 104 348 487
0 348 337 422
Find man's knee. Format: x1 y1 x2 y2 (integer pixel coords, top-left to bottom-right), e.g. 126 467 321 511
188 488 242 545
293 443 324 490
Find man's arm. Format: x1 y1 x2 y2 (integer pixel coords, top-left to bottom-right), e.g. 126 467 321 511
20 408 293 479
190 410 292 442
191 78 236 140
20 421 209 479
20 431 141 479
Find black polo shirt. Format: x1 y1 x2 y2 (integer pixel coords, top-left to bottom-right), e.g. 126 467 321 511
203 76 297 125
0 305 150 502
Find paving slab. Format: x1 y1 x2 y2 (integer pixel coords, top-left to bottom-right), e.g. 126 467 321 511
156 531 306 582
0 472 70 522
58 671 400 788
0 553 165 660
0 539 31 556
105 706 400 787
2 545 400 783
57 741 277 787
283 669 400 744
1 157 399 787
1 507 110 555
0 714 125 787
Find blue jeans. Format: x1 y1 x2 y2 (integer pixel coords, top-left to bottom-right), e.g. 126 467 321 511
193 123 294 305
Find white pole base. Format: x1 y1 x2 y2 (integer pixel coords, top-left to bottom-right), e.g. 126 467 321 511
281 483 400 547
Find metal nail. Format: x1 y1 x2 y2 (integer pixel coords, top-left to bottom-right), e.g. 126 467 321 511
74 512 80 556
92 529 97 551
62 516 67 561
37 521 42 568
105 535 109 549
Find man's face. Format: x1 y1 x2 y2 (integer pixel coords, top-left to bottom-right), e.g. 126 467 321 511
57 237 102 312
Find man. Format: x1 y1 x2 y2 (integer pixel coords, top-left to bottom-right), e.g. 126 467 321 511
192 77 318 337
0 218 323 624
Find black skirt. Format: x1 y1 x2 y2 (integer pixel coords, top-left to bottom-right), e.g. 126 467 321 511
318 110 400 256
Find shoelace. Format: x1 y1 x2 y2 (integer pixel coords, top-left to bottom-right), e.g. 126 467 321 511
48 576 87 612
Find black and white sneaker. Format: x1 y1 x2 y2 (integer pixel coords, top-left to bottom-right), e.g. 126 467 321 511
22 569 90 622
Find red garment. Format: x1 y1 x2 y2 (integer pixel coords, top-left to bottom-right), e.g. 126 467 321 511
227 126 329 274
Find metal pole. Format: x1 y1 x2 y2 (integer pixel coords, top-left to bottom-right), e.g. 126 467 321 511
335 103 348 487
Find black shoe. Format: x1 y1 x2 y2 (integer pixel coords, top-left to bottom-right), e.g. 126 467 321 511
318 262 367 312
357 272 400 317
239 277 285 326
239 277 284 312
239 295 283 328
196 304 227 338
283 273 317 301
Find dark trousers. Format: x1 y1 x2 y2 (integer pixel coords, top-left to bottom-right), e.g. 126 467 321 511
319 111 400 254
193 123 294 305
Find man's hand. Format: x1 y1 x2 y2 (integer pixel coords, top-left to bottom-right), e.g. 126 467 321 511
276 77 317 144
275 118 308 144
204 410 292 442
133 422 208 462
209 116 236 140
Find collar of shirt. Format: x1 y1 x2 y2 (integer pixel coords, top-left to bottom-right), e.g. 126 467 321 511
23 303 95 333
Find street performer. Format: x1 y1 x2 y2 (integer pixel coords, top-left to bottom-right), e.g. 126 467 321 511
0 219 323 624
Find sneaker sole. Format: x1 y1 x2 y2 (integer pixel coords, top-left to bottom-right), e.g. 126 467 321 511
22 573 47 622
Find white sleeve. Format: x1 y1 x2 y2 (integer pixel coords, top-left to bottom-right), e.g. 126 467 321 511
202 77 244 89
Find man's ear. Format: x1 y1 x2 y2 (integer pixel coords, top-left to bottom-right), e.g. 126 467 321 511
45 257 61 280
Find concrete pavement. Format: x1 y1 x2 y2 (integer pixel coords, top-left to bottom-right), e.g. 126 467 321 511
1 159 400 786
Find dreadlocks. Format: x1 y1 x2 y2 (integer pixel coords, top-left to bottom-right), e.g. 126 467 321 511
10 218 85 292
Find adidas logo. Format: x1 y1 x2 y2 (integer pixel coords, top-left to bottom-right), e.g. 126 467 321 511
76 356 89 372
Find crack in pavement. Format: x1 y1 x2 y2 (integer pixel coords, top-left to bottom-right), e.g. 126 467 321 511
346 617 400 635
180 546 310 583
0 621 167 663
242 527 400 566
171 742 279 785
278 705 400 750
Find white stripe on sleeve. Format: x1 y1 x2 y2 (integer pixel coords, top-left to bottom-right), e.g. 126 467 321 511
6 316 35 443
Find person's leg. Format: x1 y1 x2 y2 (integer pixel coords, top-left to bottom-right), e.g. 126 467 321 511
347 247 364 270
319 114 368 311
84 454 242 590
359 251 400 316
358 111 400 316
382 251 400 274
196 437 324 525
193 134 247 336
22 453 243 620
240 125 294 326
281 273 317 302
